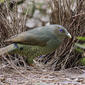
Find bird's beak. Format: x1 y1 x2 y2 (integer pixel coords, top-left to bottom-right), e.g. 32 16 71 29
67 33 72 38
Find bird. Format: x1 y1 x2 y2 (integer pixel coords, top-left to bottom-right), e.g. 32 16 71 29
0 24 71 65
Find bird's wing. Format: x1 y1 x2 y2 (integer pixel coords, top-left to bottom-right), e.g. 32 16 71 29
5 31 49 46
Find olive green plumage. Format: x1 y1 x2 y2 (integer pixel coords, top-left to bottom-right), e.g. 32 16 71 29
0 24 71 64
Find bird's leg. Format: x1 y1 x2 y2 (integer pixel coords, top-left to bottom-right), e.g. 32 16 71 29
42 52 55 64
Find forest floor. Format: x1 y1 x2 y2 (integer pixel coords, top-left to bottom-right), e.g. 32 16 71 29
0 62 85 85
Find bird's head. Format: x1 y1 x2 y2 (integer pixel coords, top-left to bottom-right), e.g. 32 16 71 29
54 25 72 39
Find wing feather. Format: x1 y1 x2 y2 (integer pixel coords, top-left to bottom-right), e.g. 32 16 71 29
5 30 49 46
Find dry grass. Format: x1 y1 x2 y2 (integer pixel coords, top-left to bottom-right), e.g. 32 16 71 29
48 0 85 70
0 0 85 72
0 1 28 72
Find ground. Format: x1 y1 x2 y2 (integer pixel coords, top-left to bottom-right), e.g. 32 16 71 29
0 63 85 85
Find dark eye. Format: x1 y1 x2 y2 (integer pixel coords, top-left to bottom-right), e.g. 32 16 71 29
59 29 65 33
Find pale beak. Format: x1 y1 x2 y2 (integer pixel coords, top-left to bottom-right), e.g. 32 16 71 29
67 33 72 38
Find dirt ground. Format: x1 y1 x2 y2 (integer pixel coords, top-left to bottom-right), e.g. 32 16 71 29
0 63 85 85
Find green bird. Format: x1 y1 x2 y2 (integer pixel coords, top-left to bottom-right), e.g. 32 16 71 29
0 24 71 65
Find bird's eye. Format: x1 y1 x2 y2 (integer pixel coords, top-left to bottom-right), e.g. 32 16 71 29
59 29 64 33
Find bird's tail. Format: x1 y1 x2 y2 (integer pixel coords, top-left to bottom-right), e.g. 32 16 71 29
0 44 16 56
